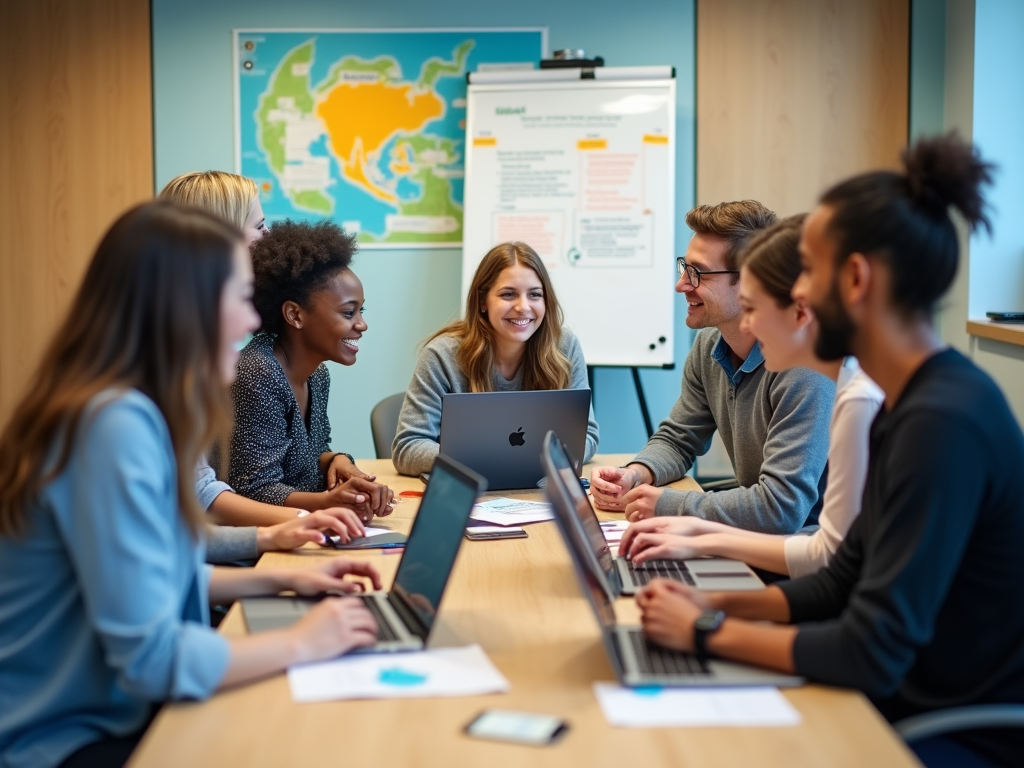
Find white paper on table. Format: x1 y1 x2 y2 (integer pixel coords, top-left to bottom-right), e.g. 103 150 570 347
288 644 510 703
362 526 394 537
593 683 801 727
469 497 554 526
599 520 629 543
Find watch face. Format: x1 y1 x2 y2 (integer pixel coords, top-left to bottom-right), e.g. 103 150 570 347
695 609 726 632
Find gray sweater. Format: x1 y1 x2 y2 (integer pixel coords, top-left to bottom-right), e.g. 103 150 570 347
392 330 599 476
632 328 834 533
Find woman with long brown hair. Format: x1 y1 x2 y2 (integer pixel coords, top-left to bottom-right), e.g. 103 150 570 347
392 241 599 476
0 201 380 768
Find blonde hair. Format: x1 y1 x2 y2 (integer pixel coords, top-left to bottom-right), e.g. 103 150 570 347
430 242 571 393
159 171 258 229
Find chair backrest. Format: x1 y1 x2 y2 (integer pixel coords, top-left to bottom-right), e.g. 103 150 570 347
370 392 406 459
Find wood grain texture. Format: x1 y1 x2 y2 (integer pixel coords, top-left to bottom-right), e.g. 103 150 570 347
0 0 153 427
128 457 920 768
967 319 1024 348
697 0 909 216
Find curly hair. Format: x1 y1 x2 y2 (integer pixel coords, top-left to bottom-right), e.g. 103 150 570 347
249 219 358 334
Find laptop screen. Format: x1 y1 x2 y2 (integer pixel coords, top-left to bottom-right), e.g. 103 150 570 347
542 433 617 632
391 457 481 631
542 434 617 584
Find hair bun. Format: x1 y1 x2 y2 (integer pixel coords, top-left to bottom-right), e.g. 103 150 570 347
901 133 995 233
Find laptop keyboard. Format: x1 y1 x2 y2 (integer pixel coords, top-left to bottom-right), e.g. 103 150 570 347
626 559 696 587
627 630 711 676
359 596 401 642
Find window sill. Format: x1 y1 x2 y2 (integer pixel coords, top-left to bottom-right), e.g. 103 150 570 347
966 319 1024 348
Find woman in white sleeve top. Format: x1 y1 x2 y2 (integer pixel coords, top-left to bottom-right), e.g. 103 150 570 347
620 215 883 577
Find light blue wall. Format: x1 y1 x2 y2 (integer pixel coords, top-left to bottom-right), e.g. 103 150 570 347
917 0 1024 425
152 0 696 459
969 0 1024 317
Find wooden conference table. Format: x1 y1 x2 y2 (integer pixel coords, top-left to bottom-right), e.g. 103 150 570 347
128 456 920 768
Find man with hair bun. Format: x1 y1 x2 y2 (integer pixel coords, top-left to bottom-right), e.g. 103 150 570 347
591 200 835 537
636 134 1024 768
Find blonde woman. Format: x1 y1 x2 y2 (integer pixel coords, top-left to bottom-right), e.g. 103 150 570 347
159 170 268 246
393 241 599 476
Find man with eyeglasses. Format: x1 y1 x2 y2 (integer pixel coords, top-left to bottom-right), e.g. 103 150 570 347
590 201 835 537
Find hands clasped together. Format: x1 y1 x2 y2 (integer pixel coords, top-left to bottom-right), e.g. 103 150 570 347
324 454 396 524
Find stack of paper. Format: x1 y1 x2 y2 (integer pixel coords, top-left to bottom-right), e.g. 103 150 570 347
593 683 801 727
600 520 629 544
288 644 510 703
470 497 554 526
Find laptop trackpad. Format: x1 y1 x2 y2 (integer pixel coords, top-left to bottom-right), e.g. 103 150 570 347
242 596 317 633
686 559 763 591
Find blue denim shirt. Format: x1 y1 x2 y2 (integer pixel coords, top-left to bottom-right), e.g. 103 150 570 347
710 335 765 385
0 390 230 768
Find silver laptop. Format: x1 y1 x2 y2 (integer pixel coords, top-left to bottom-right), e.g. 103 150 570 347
543 432 803 688
540 432 762 597
241 454 485 653
439 389 591 491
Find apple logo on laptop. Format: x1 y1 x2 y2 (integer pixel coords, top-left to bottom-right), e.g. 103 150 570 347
508 427 526 447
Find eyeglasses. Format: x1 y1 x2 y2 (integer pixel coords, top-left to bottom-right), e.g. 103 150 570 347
676 258 739 288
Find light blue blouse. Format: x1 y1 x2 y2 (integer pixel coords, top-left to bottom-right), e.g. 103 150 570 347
0 390 230 768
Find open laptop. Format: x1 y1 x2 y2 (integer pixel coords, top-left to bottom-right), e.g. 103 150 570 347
439 389 591 491
241 454 486 653
541 432 763 597
543 433 803 688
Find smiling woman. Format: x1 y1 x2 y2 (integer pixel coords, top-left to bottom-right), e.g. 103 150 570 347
213 220 395 522
392 241 600 476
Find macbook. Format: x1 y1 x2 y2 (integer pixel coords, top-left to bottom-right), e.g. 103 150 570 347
541 431 763 597
543 431 803 688
241 454 486 653
439 389 591 490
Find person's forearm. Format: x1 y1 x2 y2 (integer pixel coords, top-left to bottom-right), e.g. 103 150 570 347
692 532 790 576
208 566 290 605
319 451 333 474
706 619 798 673
208 490 296 527
220 631 304 689
285 490 332 511
625 463 655 486
711 584 792 623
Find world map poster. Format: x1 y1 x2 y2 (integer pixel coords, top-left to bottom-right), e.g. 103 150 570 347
235 29 545 248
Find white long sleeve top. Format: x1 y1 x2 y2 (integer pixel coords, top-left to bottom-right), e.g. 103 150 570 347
783 360 884 577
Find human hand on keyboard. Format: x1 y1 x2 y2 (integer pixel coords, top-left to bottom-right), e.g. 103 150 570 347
636 579 712 652
284 557 383 596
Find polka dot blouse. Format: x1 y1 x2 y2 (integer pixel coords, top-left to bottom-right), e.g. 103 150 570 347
216 332 335 505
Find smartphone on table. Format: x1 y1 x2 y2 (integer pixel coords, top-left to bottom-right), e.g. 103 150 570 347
464 709 569 745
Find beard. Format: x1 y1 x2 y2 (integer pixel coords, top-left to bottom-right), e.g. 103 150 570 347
812 279 856 361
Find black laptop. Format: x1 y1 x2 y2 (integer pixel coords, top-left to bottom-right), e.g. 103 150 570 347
241 454 485 653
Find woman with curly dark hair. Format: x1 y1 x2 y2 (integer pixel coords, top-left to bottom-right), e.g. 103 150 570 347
216 219 394 522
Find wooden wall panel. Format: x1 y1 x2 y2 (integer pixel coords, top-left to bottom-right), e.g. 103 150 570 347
697 0 909 216
0 0 153 426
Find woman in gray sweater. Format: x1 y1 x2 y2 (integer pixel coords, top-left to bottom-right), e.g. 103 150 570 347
393 241 599 476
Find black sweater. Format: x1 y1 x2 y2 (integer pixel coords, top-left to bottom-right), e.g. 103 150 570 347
779 349 1024 766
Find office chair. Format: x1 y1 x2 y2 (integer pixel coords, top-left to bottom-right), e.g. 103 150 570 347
895 704 1024 744
370 392 406 459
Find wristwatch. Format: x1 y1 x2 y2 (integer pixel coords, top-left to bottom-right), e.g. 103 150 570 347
693 609 726 661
